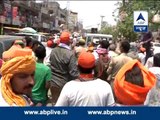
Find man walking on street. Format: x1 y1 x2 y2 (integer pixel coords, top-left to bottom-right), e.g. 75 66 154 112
55 52 115 106
107 40 132 87
31 45 51 106
49 31 79 105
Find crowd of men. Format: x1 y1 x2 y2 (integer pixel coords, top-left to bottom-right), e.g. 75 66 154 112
0 30 159 106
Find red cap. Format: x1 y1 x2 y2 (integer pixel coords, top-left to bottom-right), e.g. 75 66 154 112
60 31 70 43
47 40 53 47
78 52 95 68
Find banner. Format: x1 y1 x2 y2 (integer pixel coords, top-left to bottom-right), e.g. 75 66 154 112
0 107 158 120
12 7 18 19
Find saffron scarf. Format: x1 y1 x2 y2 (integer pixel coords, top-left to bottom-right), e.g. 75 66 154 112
114 60 156 105
0 56 36 106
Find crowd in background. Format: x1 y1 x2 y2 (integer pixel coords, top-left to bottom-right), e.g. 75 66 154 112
0 30 160 106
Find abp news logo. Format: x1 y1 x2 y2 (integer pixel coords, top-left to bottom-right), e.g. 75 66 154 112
134 11 148 32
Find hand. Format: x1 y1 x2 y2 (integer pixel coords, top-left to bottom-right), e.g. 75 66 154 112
27 98 34 106
35 103 43 106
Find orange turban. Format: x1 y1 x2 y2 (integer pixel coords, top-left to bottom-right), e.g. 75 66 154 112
2 45 32 61
0 47 36 106
0 56 36 106
114 60 156 105
47 40 54 47
60 31 70 43
78 52 95 68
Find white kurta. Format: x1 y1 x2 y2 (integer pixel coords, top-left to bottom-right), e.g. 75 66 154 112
55 79 115 106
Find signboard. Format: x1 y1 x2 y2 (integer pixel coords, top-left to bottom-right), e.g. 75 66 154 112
12 7 18 19
134 11 148 32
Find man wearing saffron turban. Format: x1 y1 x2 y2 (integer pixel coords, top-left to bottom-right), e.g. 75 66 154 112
0 45 36 106
114 60 156 105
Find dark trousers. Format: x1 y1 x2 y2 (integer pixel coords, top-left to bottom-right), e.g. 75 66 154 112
50 82 62 105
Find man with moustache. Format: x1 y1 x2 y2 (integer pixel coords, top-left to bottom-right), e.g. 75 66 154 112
0 45 36 106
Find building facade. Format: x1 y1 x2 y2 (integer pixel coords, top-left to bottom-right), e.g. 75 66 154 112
0 0 83 34
0 0 67 34
68 11 78 32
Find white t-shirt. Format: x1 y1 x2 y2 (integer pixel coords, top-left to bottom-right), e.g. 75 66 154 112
92 50 99 61
0 91 10 106
55 79 115 106
138 52 146 65
44 46 52 66
144 67 160 106
145 57 153 69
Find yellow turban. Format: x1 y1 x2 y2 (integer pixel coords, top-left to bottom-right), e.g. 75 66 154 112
2 45 32 61
1 46 36 106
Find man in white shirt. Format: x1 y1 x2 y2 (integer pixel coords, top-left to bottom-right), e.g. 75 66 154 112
144 53 160 106
55 52 115 106
138 46 146 65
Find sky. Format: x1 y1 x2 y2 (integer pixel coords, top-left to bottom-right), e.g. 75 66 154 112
56 1 119 29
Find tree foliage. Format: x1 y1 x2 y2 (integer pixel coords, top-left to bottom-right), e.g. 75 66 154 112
110 1 160 41
99 22 118 40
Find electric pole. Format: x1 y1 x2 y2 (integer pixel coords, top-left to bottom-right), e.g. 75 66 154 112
100 15 105 30
66 1 70 30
